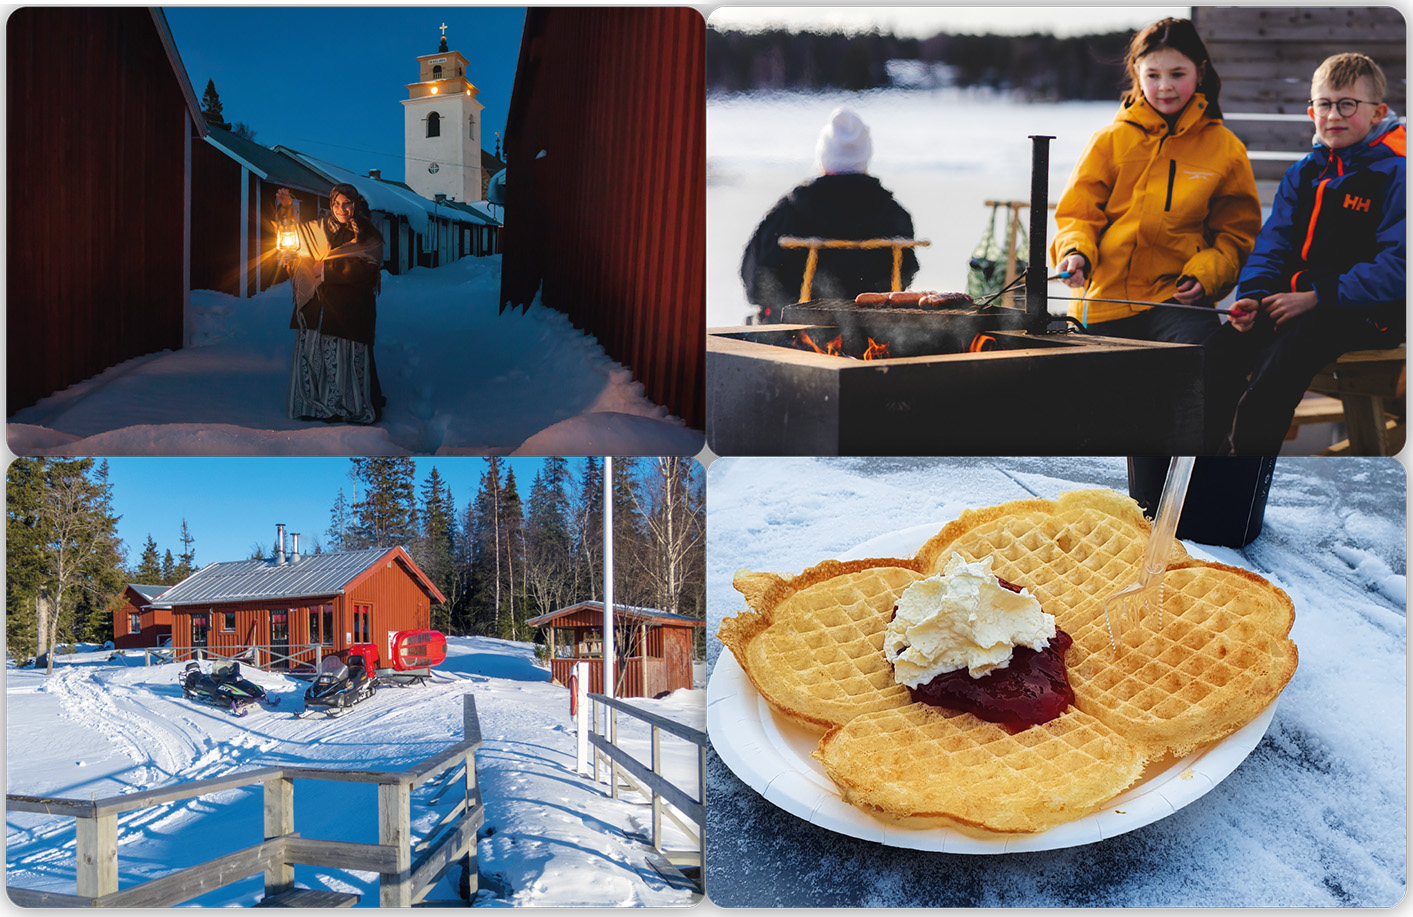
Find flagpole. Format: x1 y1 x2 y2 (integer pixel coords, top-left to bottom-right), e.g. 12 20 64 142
603 456 614 700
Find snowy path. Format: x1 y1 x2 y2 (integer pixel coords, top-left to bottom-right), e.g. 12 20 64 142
8 256 703 457
5 637 703 907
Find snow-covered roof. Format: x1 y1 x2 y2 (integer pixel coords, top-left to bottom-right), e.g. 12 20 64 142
203 126 332 194
153 546 443 607
526 601 705 628
277 147 492 235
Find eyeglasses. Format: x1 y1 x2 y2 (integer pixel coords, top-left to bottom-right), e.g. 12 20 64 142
1309 98 1379 117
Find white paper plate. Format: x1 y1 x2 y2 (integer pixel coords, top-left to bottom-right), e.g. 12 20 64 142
708 520 1282 853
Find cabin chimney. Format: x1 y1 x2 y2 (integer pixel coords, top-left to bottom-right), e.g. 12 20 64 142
291 533 301 563
275 523 286 565
368 169 381 180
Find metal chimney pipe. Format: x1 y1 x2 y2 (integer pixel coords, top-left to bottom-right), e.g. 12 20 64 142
275 524 286 565
1027 134 1056 335
290 533 301 563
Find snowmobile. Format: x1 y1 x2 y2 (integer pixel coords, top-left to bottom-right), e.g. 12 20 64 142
181 659 280 716
298 651 377 717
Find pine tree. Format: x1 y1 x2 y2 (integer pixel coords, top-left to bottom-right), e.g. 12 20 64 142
6 459 48 660
610 458 648 607
525 458 574 617
200 78 229 128
160 549 176 584
572 458 604 600
349 458 418 550
71 460 125 645
327 488 352 551
469 459 506 634
135 535 164 582
175 518 197 580
500 468 526 640
417 467 458 634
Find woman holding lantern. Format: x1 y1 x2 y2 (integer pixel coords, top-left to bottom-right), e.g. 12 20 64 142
274 185 386 424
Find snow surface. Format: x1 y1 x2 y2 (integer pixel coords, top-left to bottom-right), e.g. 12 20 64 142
5 636 704 907
7 256 703 457
704 456 1406 907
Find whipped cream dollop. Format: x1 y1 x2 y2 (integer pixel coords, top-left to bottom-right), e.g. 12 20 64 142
884 553 1056 685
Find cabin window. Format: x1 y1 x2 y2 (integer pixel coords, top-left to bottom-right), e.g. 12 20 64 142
353 603 372 644
322 605 334 645
427 112 441 138
223 612 235 632
129 612 141 634
192 614 208 648
308 609 319 643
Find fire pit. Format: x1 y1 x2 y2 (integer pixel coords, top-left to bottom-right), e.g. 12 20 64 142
708 135 1206 455
706 323 1203 455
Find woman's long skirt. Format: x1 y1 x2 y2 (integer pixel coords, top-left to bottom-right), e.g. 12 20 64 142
287 328 377 424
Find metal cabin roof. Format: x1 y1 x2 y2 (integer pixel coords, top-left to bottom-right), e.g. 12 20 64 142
128 584 168 603
526 600 705 628
152 547 399 608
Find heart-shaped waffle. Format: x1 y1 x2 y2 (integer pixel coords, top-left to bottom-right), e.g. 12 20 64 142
917 490 1298 756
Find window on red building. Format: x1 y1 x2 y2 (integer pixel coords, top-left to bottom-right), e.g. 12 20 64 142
129 612 141 634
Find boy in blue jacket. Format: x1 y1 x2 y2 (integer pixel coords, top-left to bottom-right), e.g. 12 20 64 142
1206 53 1405 454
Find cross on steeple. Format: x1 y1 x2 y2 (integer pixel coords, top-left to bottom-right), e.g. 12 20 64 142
439 22 447 37
438 23 448 52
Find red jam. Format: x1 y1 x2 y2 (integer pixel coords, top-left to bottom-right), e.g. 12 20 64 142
892 577 1075 729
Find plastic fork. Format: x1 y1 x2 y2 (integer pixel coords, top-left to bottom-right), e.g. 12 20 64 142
1105 456 1196 651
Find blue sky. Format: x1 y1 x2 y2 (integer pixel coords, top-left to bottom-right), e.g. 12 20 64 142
163 6 527 184
101 457 582 569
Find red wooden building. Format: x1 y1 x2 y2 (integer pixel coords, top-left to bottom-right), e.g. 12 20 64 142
499 7 706 432
155 541 445 672
7 7 206 415
527 601 703 698
112 584 173 649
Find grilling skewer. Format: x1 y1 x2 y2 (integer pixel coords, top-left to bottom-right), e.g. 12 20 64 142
1047 295 1234 316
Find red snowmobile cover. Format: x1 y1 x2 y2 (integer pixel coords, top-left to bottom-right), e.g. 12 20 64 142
389 629 447 670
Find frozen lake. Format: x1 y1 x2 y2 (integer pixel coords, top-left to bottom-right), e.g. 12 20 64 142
707 88 1118 327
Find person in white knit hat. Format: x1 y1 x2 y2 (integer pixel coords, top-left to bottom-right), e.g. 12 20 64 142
741 106 919 322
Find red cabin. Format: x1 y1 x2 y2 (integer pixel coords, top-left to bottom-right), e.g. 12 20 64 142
527 601 703 698
112 584 173 649
156 541 446 673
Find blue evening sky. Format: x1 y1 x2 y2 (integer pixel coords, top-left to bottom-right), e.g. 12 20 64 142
101 457 587 569
163 6 527 184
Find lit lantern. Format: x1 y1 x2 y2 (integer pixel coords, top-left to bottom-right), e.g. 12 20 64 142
276 214 299 262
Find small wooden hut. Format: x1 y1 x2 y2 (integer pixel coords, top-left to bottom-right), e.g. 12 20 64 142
527 601 703 698
112 584 172 649
156 540 445 671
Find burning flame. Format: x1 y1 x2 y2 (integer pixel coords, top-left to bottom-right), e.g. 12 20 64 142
863 337 891 360
796 332 892 361
969 334 997 353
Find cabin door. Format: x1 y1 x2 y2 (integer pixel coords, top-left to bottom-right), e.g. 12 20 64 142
270 610 290 669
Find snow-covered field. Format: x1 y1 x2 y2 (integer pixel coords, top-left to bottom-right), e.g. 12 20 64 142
7 256 704 457
5 636 705 907
708 89 1147 327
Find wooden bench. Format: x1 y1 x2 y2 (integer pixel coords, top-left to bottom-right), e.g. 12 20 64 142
257 887 360 907
777 236 930 301
1290 346 1406 455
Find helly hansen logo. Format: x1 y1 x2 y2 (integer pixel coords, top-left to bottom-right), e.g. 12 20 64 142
1343 194 1372 212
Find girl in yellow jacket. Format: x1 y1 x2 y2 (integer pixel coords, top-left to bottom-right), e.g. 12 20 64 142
1050 18 1261 342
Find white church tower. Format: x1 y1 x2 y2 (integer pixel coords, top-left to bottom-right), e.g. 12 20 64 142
402 24 484 203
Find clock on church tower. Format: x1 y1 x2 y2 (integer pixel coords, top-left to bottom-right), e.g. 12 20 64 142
402 23 485 202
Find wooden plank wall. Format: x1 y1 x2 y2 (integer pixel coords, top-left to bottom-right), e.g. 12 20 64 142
190 142 243 296
7 8 190 415
345 563 433 655
499 8 706 430
1195 6 1407 180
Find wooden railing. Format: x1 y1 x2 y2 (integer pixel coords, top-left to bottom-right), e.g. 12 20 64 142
168 642 327 673
585 691 705 874
5 695 484 907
